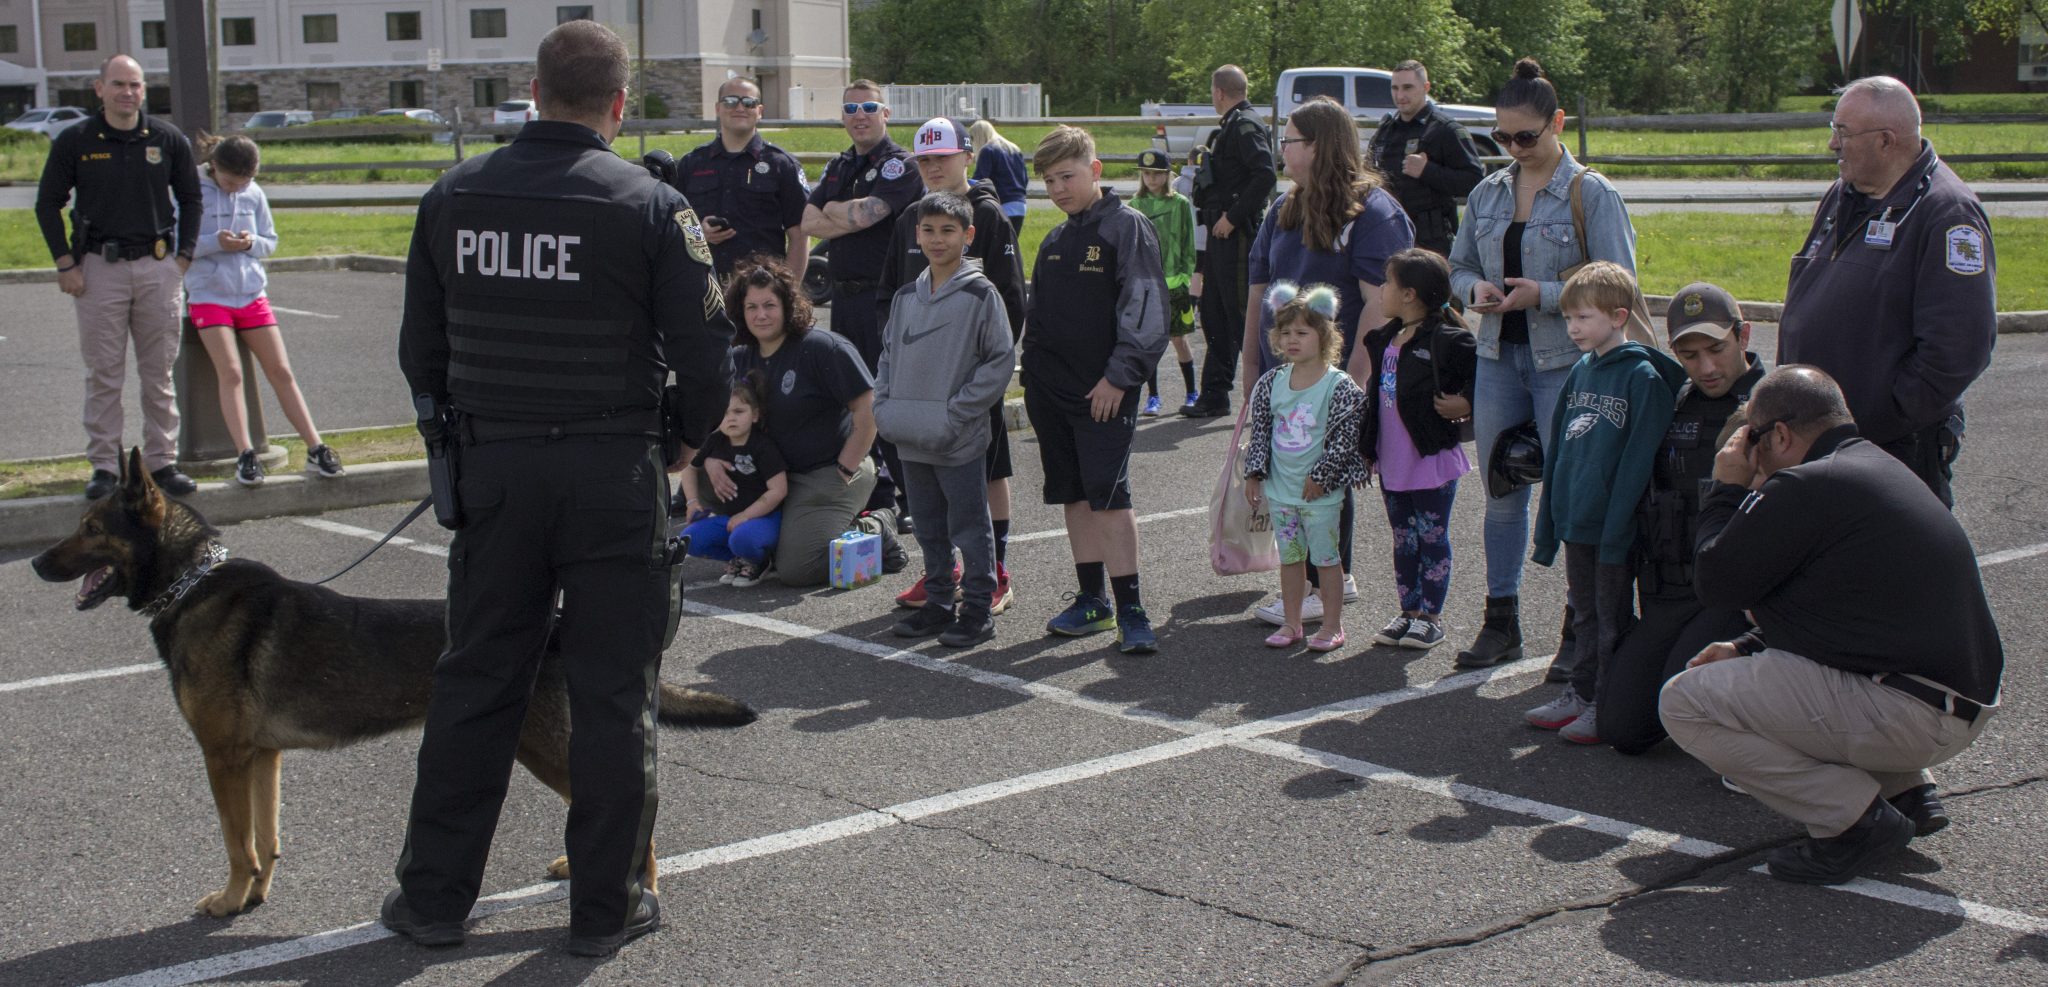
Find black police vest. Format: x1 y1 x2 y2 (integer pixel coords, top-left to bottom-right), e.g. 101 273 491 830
1638 377 1754 593
1024 212 1121 395
443 189 656 421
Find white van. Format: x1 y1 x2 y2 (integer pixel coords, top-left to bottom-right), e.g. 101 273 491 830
1144 67 1500 160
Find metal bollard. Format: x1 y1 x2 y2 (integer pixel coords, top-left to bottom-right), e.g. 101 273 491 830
174 317 277 471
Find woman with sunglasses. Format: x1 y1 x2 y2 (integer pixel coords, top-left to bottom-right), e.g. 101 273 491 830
1236 96 1418 630
1448 57 1639 673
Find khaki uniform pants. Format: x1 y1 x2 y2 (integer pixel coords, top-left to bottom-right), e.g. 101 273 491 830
75 254 183 472
1660 649 1992 837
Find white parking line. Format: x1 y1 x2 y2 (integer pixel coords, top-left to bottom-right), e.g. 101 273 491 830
0 662 156 694
295 517 449 557
1975 538 2048 568
1006 505 1210 544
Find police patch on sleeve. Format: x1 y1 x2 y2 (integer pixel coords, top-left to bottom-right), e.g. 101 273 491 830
675 208 714 267
1945 225 1987 276
880 158 905 181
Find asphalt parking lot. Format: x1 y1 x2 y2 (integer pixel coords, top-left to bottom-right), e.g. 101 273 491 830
0 275 2044 985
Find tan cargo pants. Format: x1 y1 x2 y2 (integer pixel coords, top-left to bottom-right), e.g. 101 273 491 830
74 253 184 473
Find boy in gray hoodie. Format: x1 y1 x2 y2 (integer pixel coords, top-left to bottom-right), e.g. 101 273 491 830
874 192 1016 647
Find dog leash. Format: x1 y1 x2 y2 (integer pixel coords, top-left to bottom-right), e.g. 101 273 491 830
312 496 434 586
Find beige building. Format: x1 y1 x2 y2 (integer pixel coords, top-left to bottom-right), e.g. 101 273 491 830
0 0 849 124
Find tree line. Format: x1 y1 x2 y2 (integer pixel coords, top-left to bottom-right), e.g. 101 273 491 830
851 0 2044 115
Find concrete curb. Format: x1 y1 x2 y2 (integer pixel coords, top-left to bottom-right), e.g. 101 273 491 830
1 459 426 551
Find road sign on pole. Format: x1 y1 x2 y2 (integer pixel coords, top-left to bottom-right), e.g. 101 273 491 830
427 47 443 73
1831 0 1863 76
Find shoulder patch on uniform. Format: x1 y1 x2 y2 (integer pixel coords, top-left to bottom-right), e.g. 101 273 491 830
880 158 905 181
1945 225 1987 276
675 208 714 267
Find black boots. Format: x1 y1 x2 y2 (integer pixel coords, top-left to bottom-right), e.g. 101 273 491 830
1765 796 1915 885
1455 595 1524 668
1546 603 1579 682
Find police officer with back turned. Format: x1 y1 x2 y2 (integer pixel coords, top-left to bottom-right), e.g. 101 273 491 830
384 20 733 958
1184 64 1275 419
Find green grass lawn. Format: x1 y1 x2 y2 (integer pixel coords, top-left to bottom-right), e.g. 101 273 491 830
5 206 2040 310
1580 122 2048 180
1778 93 2048 114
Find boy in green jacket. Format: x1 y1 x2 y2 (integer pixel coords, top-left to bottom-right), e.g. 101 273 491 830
1130 149 1198 415
1524 261 1684 745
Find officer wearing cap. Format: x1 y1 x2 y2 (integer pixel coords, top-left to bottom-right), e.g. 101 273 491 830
1367 60 1484 256
675 76 809 279
1780 76 1995 508
385 19 733 958
35 54 202 499
802 79 926 520
1184 64 1276 419
1597 283 1763 755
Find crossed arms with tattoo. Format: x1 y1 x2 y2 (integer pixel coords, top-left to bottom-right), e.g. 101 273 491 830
803 197 894 239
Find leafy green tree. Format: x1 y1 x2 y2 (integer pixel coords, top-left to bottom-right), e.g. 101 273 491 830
1140 0 1486 104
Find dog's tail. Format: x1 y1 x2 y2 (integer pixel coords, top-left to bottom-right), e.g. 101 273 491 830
657 683 758 728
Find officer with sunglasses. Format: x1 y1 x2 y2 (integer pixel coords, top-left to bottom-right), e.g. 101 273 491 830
802 80 926 524
674 77 809 279
1779 76 1994 509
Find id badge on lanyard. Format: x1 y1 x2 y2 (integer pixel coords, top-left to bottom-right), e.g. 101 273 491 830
1864 219 1896 250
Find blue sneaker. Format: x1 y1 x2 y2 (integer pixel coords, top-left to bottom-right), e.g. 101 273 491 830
1142 395 1163 417
1046 592 1116 637
1181 391 1201 411
1116 604 1158 654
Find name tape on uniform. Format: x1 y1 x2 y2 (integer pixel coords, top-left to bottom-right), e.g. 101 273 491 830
455 229 582 281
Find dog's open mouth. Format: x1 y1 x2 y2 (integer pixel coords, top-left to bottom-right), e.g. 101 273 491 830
75 566 117 610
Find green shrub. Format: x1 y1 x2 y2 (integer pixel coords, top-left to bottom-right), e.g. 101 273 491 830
0 127 51 148
641 93 669 119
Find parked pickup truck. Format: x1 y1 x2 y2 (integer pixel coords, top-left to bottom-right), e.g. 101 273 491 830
1143 66 1500 162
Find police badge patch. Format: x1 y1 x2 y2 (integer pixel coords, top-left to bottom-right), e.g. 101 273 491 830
145 147 162 165
675 208 714 266
880 158 905 181
1682 294 1704 317
1945 225 1987 276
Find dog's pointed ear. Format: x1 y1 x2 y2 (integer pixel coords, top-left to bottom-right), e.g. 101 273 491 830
121 447 146 492
121 447 165 524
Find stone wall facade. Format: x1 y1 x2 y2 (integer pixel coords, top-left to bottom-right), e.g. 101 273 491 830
212 57 705 129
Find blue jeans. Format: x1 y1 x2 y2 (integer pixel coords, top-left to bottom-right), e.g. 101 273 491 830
1473 343 1571 598
682 511 782 565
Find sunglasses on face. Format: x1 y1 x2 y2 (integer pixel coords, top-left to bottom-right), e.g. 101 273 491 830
1745 415 1796 449
1490 125 1549 149
843 101 884 115
719 95 762 109
1278 136 1310 146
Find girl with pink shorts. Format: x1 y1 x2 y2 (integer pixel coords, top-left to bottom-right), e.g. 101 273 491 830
187 134 343 486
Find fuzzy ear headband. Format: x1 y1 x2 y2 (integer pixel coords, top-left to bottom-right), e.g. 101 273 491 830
1265 280 1340 320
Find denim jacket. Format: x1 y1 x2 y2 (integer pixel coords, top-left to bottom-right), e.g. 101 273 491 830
1448 146 1636 372
184 170 278 308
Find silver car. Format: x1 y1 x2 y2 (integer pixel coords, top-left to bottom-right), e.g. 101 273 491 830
5 107 90 138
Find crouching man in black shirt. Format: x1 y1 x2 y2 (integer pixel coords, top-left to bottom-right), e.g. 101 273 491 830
1660 366 2002 886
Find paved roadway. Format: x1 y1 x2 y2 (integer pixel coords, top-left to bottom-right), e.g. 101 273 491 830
6 179 2048 217
1 274 2045 984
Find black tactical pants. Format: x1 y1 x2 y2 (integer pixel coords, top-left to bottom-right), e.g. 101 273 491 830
398 433 671 937
1597 588 1751 755
1198 226 1252 400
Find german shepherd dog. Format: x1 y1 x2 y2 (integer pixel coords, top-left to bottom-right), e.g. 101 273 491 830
31 449 756 917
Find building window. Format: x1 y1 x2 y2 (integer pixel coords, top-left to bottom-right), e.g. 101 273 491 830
753 9 763 31
62 22 98 52
56 88 97 110
0 25 18 54
390 80 423 108
471 8 506 39
222 17 256 46
225 83 261 113
474 77 508 107
306 81 342 111
557 6 593 23
146 85 171 114
387 11 422 41
304 14 338 44
141 21 167 49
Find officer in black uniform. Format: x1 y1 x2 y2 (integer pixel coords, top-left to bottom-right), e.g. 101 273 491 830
1367 60 1484 256
674 76 809 279
384 20 733 958
1184 64 1275 419
801 80 924 519
1596 283 1762 755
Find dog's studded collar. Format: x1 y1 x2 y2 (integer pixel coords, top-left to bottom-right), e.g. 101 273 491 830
140 542 229 618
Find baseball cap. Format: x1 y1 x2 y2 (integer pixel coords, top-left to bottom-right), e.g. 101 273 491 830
1135 148 1172 172
912 117 971 157
1665 282 1744 342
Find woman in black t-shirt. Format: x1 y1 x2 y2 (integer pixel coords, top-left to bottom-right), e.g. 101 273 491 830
708 263 879 586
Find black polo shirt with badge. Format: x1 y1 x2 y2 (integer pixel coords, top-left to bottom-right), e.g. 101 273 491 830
677 132 808 276
35 111 202 263
807 135 924 282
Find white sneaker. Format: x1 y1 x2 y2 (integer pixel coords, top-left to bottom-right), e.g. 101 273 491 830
1341 574 1358 603
1256 593 1323 626
1524 688 1588 730
1558 701 1600 744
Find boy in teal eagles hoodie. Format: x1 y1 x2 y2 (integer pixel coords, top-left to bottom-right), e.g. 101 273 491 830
1524 262 1684 745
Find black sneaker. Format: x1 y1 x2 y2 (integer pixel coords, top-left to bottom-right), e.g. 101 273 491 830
308 443 346 478
893 602 956 638
939 607 995 648
565 890 660 958
897 512 916 536
84 469 118 500
1887 783 1951 838
234 449 264 487
1179 395 1230 419
1764 796 1915 885
379 889 465 948
150 466 198 496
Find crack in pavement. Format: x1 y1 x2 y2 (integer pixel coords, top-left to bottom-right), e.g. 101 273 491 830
886 813 1380 953
663 757 888 815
